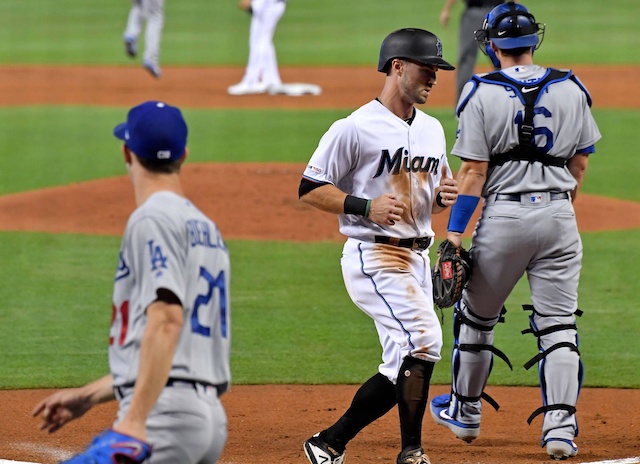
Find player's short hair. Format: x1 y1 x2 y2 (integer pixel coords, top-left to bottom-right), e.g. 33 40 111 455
136 155 183 174
499 46 531 57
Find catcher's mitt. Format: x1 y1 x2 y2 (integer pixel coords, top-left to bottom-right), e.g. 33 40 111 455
432 239 471 308
61 429 151 464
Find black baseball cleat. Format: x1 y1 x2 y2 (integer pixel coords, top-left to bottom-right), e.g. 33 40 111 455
304 432 345 464
397 447 431 464
124 36 137 58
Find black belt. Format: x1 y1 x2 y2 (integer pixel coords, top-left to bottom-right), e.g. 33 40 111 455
114 377 228 399
494 192 569 202
374 236 432 251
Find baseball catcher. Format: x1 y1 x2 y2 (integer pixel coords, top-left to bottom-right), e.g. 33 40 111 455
432 239 471 308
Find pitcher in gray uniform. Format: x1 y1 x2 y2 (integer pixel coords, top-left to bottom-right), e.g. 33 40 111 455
123 0 164 78
33 101 231 464
428 2 601 461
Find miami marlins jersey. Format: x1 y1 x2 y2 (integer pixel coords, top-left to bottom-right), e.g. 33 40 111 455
109 191 231 389
453 65 601 195
302 99 452 241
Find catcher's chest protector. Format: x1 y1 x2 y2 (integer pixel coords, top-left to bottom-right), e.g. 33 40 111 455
470 69 574 168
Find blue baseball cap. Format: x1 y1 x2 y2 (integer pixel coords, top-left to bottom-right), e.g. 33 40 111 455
113 101 188 162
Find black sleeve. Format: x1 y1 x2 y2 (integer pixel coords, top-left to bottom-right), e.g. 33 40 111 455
299 178 330 198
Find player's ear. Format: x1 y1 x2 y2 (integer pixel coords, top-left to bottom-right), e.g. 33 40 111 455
392 58 404 75
180 148 188 163
122 144 133 165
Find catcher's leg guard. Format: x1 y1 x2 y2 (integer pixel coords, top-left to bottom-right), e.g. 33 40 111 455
449 304 512 424
522 305 583 446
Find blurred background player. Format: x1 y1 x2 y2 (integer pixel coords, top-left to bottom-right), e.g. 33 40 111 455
439 0 507 106
123 0 164 78
228 0 321 96
228 0 287 95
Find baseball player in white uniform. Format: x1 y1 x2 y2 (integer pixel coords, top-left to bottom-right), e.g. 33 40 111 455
428 2 601 461
300 29 458 464
33 101 231 464
123 0 164 78
228 0 287 95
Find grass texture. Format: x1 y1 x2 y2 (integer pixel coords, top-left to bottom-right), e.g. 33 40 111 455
0 0 637 66
1 230 638 389
0 107 638 201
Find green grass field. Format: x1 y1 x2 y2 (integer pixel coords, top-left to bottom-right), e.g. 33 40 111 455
0 0 638 390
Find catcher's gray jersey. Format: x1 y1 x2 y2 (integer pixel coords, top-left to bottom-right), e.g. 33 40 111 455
441 64 601 450
302 99 452 241
109 191 231 389
453 64 601 194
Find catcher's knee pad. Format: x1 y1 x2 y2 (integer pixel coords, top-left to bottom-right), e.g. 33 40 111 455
522 305 583 435
451 304 512 413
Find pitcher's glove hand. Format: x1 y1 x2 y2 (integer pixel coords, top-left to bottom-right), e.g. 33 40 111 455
432 239 471 308
60 429 151 464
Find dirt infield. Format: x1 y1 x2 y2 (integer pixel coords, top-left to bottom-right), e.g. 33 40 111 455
1 65 639 463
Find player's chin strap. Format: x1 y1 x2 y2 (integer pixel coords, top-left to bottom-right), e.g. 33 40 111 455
521 304 584 425
452 305 513 413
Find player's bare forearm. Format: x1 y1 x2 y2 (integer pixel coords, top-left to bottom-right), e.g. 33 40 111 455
32 374 115 434
456 159 487 195
439 0 457 26
299 183 347 215
567 153 589 201
115 300 183 442
300 183 407 226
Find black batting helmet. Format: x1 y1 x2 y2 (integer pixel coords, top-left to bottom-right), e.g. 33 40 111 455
378 28 455 73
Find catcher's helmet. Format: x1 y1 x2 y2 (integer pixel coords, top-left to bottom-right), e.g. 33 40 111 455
378 28 455 73
475 2 545 51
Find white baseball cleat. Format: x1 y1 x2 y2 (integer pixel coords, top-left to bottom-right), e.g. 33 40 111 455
545 439 578 460
304 432 345 464
227 82 268 96
142 60 161 79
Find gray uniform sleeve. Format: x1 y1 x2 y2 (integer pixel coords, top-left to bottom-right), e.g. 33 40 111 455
451 95 492 161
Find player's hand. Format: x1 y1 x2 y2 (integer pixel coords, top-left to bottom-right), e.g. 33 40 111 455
436 166 458 208
238 0 252 13
440 10 450 27
32 388 94 433
368 193 407 226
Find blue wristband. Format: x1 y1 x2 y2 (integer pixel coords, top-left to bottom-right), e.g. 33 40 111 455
448 194 480 233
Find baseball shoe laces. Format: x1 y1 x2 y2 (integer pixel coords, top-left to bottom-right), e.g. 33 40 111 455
397 447 431 464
